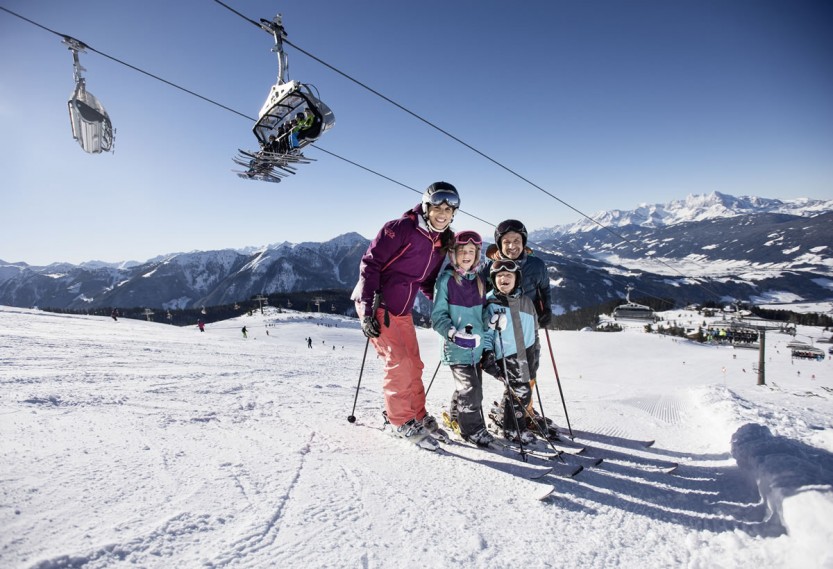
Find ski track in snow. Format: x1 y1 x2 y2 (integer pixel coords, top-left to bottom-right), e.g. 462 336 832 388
1 306 832 568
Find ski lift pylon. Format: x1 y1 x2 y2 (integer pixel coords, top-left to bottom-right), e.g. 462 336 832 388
63 36 115 154
235 14 334 182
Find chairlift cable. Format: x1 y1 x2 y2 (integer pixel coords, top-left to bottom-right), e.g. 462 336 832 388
0 6 255 123
1 6 491 225
209 3 726 302
310 145 495 227
3 5 726 305
283 40 726 300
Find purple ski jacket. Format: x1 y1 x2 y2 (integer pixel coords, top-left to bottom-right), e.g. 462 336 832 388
352 205 448 317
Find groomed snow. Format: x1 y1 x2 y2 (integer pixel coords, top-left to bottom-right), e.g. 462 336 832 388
1 306 832 568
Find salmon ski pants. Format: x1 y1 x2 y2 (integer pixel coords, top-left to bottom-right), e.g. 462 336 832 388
369 308 427 427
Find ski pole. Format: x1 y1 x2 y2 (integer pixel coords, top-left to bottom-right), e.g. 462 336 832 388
543 327 574 438
532 379 549 434
494 312 528 461
347 336 371 423
348 293 380 424
496 310 565 461
424 360 442 397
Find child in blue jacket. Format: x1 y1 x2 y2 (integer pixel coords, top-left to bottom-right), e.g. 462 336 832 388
481 259 539 445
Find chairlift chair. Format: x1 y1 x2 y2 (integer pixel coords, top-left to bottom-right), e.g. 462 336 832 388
63 37 114 154
612 284 654 321
235 14 334 181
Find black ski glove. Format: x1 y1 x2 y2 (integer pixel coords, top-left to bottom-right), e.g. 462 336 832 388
361 315 381 338
537 309 552 327
479 350 503 380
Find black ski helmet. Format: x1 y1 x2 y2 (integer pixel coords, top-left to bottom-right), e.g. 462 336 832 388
489 259 521 295
494 219 528 251
421 181 460 216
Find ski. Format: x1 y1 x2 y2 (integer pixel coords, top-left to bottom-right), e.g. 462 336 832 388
555 426 655 450
487 436 562 462
438 441 560 481
531 434 587 455
438 413 577 480
605 459 678 475
488 400 576 449
537 486 557 501
561 440 678 475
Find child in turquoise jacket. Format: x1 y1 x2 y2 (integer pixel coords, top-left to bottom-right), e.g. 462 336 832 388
431 231 494 446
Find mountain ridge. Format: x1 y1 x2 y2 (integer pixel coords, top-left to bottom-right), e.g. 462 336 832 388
531 191 833 239
2 195 831 312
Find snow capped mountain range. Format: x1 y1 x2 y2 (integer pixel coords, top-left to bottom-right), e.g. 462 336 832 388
0 234 369 311
1 193 831 313
532 191 833 238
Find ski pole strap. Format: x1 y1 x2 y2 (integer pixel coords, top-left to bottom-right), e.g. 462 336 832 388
370 291 382 315
371 291 388 328
508 298 531 382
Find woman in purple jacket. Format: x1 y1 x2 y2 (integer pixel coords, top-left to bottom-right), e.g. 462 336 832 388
352 182 459 450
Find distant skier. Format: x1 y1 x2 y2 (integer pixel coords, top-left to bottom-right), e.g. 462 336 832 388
197 319 205 332
111 309 119 321
242 326 248 339
307 337 313 349
351 181 459 451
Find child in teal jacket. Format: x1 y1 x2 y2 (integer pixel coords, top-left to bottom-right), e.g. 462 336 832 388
431 231 494 446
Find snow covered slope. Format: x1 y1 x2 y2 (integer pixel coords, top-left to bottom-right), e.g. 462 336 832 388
1 306 832 568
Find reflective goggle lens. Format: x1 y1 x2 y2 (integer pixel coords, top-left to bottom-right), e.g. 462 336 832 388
496 219 524 235
427 190 460 209
455 231 482 247
492 259 520 273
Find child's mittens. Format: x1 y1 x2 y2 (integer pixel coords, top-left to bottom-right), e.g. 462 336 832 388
489 312 507 331
452 331 480 349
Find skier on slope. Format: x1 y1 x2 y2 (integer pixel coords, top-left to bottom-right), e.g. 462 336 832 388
481 259 539 445
351 182 458 451
481 219 554 434
431 230 494 447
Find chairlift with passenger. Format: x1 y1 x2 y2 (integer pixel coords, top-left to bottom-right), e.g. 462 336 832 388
234 14 335 182
63 37 114 154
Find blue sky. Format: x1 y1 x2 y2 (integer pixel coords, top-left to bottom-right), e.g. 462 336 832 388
1 0 831 265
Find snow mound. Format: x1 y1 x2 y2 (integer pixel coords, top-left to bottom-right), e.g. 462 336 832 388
731 423 833 544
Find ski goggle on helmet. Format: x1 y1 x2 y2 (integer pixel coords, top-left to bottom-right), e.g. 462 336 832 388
454 230 482 248
490 259 520 276
421 181 460 214
495 219 528 249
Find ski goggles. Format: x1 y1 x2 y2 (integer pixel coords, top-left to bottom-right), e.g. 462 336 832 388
491 259 520 274
425 189 460 209
496 219 525 235
454 230 482 247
